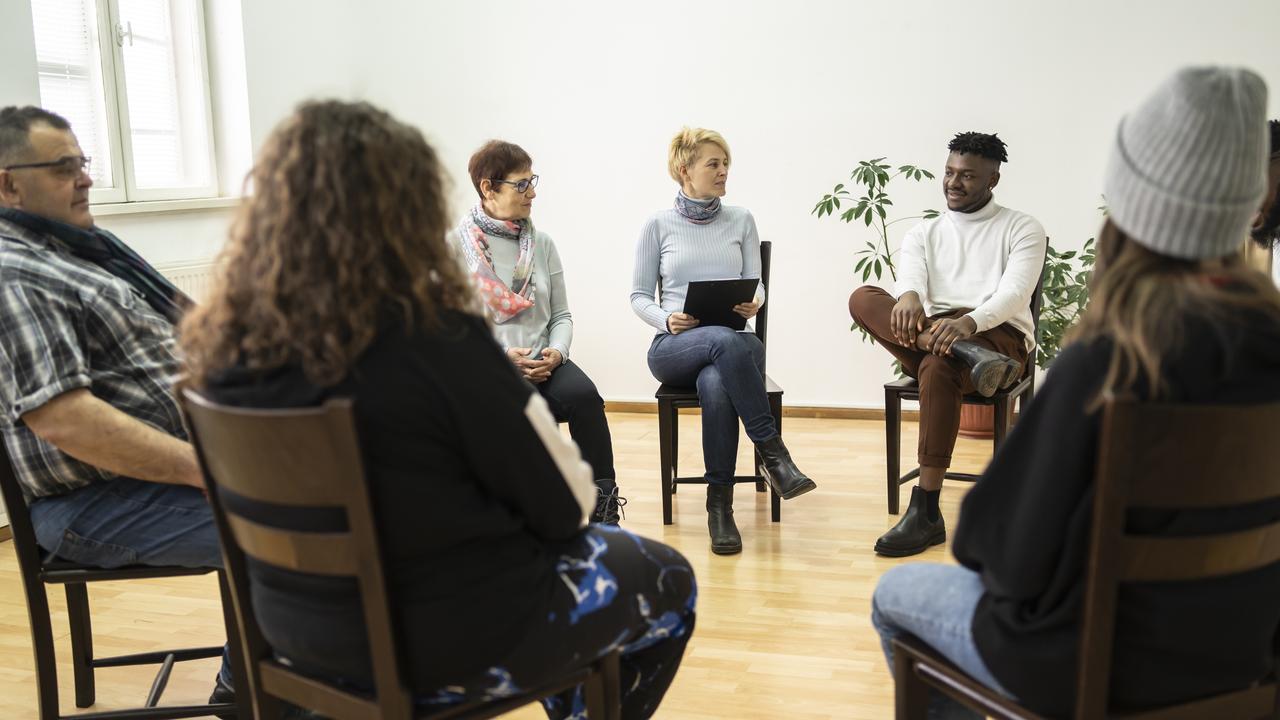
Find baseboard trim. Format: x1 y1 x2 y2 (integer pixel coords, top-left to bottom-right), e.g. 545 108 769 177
603 401 920 422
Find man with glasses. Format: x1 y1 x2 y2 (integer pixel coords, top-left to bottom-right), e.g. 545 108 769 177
0 106 236 708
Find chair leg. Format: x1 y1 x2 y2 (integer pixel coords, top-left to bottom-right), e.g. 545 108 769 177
658 400 674 525
217 571 254 720
993 396 1010 451
670 408 678 492
885 389 902 515
65 582 96 708
586 650 621 720
23 580 63 720
893 646 930 720
769 394 783 522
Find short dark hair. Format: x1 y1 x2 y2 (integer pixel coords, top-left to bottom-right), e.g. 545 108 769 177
1269 119 1279 157
947 132 1008 163
0 106 72 167
467 140 532 200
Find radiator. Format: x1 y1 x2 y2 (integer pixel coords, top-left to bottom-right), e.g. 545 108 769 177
156 261 216 304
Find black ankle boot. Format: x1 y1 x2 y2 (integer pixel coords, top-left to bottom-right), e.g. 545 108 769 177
706 485 742 555
949 340 1022 397
755 436 816 500
875 486 946 557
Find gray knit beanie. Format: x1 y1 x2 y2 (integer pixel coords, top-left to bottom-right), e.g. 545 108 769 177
1104 66 1268 260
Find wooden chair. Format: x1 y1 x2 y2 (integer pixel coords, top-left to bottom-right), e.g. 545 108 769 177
655 240 783 525
0 442 245 719
883 262 1046 514
179 389 622 720
893 400 1280 719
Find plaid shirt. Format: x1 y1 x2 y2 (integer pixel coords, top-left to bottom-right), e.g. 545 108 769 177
0 216 185 499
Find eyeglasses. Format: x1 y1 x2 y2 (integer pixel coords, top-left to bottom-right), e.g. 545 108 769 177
3 155 92 179
492 174 539 194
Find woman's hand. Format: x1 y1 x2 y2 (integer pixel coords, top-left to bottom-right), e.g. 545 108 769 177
666 312 700 334
507 347 557 384
733 301 760 319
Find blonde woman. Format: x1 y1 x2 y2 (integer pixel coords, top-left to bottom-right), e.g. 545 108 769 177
630 127 815 555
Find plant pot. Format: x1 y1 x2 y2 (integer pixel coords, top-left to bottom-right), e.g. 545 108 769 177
958 404 995 439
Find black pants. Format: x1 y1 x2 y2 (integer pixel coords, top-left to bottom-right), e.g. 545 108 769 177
538 360 617 489
418 526 698 720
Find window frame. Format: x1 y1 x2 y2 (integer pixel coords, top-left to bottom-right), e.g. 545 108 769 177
34 0 221 205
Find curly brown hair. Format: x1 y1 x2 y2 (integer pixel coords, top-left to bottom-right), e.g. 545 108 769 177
181 100 477 387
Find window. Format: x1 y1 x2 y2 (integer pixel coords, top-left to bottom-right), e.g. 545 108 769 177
30 0 218 204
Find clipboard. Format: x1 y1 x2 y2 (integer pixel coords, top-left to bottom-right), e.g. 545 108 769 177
682 278 759 331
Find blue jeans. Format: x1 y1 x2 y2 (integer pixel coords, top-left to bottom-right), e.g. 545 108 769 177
871 563 1014 720
29 476 233 686
647 327 775 486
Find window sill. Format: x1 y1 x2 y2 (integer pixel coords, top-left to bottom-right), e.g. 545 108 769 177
91 197 241 217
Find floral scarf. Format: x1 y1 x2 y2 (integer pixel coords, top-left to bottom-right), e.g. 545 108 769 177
458 205 537 323
674 189 722 224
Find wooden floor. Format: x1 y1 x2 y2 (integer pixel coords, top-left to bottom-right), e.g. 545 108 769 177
0 412 996 719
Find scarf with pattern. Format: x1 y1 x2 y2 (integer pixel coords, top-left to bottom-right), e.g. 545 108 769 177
674 189 722 224
458 204 537 323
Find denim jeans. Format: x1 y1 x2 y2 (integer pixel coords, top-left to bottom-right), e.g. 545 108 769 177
29 476 233 686
871 563 1015 720
647 326 775 486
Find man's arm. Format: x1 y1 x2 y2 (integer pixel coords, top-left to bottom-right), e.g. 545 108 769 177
22 388 203 488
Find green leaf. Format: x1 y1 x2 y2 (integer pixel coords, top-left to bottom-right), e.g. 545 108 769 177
874 258 882 278
833 183 845 193
833 197 841 209
864 211 874 227
920 169 935 179
876 205 887 220
922 209 940 219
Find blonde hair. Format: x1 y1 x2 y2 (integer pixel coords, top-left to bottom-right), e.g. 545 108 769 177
668 127 731 184
1068 220 1280 409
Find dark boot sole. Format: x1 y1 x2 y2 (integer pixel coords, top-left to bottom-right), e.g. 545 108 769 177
874 529 947 557
711 542 743 555
971 358 1022 397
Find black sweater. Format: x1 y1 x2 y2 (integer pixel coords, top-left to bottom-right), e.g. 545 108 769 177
953 313 1280 716
204 311 589 691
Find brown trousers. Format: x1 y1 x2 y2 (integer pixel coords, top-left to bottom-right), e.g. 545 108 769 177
848 286 1028 468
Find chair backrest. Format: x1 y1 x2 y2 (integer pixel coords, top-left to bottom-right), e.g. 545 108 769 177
180 388 412 720
1075 401 1280 719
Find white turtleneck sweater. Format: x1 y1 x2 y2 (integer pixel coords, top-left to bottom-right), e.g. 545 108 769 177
895 199 1047 350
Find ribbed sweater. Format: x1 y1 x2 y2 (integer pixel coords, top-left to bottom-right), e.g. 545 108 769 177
630 205 765 333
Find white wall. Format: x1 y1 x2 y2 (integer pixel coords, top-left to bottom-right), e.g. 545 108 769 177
3 0 1280 409
332 0 1280 406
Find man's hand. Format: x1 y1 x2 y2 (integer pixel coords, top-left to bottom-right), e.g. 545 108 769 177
666 312 700 334
733 301 760 319
891 292 926 347
927 316 978 356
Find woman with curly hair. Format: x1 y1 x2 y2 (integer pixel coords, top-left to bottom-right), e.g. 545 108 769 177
181 100 695 719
